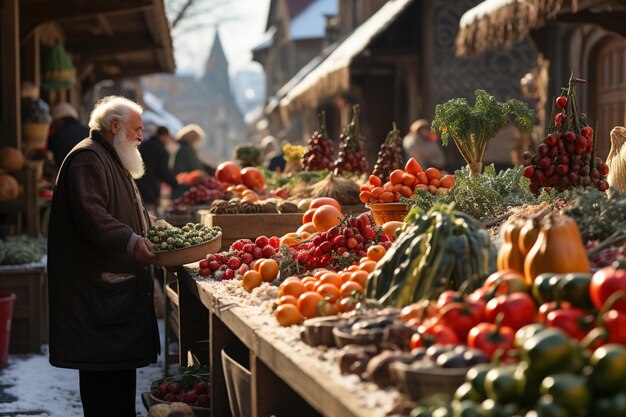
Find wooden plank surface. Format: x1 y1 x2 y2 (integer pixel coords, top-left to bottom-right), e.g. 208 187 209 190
179 270 386 417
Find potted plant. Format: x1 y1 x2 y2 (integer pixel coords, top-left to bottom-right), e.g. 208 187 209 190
432 90 534 176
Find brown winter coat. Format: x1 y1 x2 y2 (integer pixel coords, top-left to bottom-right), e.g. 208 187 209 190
47 130 159 371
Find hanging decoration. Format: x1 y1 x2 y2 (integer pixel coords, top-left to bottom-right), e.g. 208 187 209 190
42 43 76 90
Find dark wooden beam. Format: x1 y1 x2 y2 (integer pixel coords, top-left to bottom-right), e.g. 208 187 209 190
20 0 152 39
92 62 161 81
1 0 21 148
66 36 160 60
20 27 39 88
554 10 626 38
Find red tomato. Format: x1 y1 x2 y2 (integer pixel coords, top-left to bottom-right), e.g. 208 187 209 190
241 167 265 190
467 321 515 358
215 161 242 184
484 292 537 330
590 264 626 312
556 96 568 109
410 323 458 349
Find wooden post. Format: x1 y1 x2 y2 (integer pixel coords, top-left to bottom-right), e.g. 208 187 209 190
210 313 235 417
176 271 208 366
20 28 40 90
0 0 21 148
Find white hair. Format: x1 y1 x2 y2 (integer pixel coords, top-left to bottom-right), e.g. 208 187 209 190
88 96 143 132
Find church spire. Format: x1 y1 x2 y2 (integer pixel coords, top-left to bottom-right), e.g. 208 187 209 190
203 29 231 95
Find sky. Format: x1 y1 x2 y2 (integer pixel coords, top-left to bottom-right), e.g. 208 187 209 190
170 0 271 76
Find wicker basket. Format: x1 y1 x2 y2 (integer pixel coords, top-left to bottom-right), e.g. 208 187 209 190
366 203 409 226
391 362 468 401
21 123 50 152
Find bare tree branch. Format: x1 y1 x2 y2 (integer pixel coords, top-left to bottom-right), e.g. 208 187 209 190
165 0 234 29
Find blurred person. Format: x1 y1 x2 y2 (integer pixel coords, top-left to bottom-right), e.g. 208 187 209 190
402 119 446 169
137 125 178 215
171 124 207 199
47 96 159 417
47 102 89 167
261 135 286 172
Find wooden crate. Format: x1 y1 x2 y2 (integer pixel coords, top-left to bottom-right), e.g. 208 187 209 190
0 263 47 353
199 211 303 250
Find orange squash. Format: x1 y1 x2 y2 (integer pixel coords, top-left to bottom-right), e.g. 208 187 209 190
518 217 540 257
524 214 590 285
497 220 525 275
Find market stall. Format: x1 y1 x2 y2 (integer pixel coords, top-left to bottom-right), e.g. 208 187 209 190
145 78 626 417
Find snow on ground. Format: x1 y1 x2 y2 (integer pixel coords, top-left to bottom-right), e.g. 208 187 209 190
0 320 167 417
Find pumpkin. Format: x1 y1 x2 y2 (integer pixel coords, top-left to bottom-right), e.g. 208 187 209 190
524 214 590 284
496 219 525 275
0 147 24 172
0 174 20 201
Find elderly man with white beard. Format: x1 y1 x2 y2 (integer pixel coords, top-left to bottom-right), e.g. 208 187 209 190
47 96 159 417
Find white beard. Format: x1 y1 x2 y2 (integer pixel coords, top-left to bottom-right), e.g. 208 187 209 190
113 130 145 179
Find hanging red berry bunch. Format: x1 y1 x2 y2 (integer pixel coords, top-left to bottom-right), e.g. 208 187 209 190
522 74 609 193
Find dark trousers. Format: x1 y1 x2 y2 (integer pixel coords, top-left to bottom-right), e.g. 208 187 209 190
79 369 136 417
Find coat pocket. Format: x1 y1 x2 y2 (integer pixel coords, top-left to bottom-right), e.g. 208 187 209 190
89 274 137 326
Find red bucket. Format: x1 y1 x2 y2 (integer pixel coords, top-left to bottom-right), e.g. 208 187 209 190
0 293 16 368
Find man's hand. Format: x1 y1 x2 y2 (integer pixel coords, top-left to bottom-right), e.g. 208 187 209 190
133 237 158 264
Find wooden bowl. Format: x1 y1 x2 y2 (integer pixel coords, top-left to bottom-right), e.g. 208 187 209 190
154 234 222 267
333 325 385 349
301 316 348 347
390 362 468 401
366 203 409 226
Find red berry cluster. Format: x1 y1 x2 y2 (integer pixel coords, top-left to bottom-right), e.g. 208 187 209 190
522 81 609 193
173 177 225 210
288 213 393 273
197 235 280 280
152 380 210 407
302 111 335 171
334 105 367 176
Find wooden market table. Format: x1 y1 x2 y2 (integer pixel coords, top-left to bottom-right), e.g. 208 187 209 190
174 267 388 417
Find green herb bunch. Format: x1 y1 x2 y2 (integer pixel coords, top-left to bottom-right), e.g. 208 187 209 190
431 90 534 176
564 187 626 241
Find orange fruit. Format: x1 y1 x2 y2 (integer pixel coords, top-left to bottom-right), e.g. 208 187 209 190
367 245 387 262
402 173 417 188
359 260 377 273
399 185 413 198
414 183 428 191
370 187 383 198
349 270 369 288
314 269 329 279
340 281 364 297
347 265 360 272
360 183 373 192
279 279 306 298
242 270 262 292
416 171 429 185
425 167 441 181
303 280 316 291
297 291 323 318
429 178 441 187
316 283 340 303
309 197 341 212
259 259 279 282
279 233 300 247
279 295 298 306
440 175 456 189
359 191 371 204
312 205 344 232
428 185 438 194
302 208 316 224
318 272 343 288
297 222 317 234
389 169 405 185
382 221 403 236
379 192 395 203
252 258 266 271
405 158 423 175
275 304 302 326
339 271 352 283
369 175 383 187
